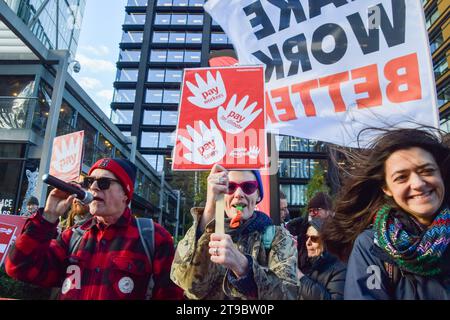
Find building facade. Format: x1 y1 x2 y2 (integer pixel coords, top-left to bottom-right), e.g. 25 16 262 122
425 0 450 131
4 0 85 59
0 1 180 235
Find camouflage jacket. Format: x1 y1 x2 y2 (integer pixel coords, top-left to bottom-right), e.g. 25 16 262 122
170 208 298 300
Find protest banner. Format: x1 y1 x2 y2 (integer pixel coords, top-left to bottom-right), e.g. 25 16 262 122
172 65 267 170
49 131 84 182
205 0 439 147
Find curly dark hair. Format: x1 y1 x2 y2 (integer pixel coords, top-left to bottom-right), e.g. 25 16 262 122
322 127 450 262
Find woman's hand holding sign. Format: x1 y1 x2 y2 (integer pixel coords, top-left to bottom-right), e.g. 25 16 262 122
217 94 261 134
178 119 226 165
186 71 227 109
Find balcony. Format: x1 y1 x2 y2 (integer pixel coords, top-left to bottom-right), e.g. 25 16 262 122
0 96 48 137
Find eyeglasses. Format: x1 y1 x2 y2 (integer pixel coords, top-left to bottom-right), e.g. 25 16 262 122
306 235 320 243
81 176 121 190
226 181 258 195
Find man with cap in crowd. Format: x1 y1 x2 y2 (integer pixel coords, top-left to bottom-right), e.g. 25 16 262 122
21 196 39 217
307 192 334 222
5 158 183 300
171 164 298 299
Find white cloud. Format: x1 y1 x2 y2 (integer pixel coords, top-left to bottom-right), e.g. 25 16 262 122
97 89 114 101
80 45 110 56
77 77 102 90
75 53 116 73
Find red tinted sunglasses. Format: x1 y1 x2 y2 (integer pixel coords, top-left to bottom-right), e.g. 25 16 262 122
227 181 258 195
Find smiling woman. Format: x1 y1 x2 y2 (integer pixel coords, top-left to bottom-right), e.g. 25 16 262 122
322 127 450 300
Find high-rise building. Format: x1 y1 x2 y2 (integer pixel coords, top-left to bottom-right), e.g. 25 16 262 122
111 0 332 217
112 0 449 218
425 0 449 131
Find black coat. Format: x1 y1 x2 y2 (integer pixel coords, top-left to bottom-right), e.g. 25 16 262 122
298 252 347 300
344 229 450 300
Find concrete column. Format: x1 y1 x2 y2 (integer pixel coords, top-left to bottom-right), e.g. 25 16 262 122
35 50 70 206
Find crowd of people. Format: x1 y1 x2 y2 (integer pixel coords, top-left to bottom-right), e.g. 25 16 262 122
3 127 450 300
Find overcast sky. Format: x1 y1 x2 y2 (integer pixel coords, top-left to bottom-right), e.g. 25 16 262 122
73 0 127 117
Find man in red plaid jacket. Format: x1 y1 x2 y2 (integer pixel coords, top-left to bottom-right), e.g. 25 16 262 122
5 158 183 300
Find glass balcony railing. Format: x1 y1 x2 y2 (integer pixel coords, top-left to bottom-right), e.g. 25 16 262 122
0 96 36 130
0 96 51 137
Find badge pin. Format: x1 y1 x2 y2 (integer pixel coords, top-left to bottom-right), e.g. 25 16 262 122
118 276 134 294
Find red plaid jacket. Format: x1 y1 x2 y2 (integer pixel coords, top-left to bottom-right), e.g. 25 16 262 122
5 208 183 300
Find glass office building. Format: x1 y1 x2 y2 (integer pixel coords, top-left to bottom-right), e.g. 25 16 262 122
4 0 85 58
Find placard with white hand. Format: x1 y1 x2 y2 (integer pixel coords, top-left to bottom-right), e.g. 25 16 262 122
177 119 226 165
186 71 227 109
217 94 262 134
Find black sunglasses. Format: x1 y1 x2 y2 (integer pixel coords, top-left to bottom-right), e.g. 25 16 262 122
81 176 121 190
306 235 320 243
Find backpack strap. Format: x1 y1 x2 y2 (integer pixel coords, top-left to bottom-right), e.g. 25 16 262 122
262 225 276 250
68 226 85 256
136 217 155 300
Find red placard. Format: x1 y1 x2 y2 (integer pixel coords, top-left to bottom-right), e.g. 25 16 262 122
0 221 17 266
49 131 84 182
173 66 266 170
0 215 27 266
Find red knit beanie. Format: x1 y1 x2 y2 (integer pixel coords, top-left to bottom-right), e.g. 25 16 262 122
88 158 136 203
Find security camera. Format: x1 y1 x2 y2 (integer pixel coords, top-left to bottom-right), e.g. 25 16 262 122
72 61 81 73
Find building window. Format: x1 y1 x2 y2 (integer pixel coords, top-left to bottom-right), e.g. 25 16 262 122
171 14 187 25
163 90 180 104
165 69 183 82
154 13 171 25
121 31 143 43
76 116 96 167
159 132 175 148
167 50 184 63
127 0 148 6
113 89 136 103
153 32 169 43
441 115 450 133
425 6 440 29
188 14 203 25
150 50 167 62
169 32 186 44
119 49 141 62
143 154 157 170
189 0 204 6
186 32 202 43
434 56 448 79
211 33 228 44
173 0 188 6
148 69 166 82
141 132 159 148
161 111 178 125
112 109 134 125
156 0 172 6
146 89 163 103
117 69 139 82
143 110 161 125
124 13 146 25
437 86 450 107
429 31 443 54
184 50 201 63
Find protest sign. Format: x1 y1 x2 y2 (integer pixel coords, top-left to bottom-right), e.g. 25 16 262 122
49 131 84 182
205 0 439 147
173 66 266 170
